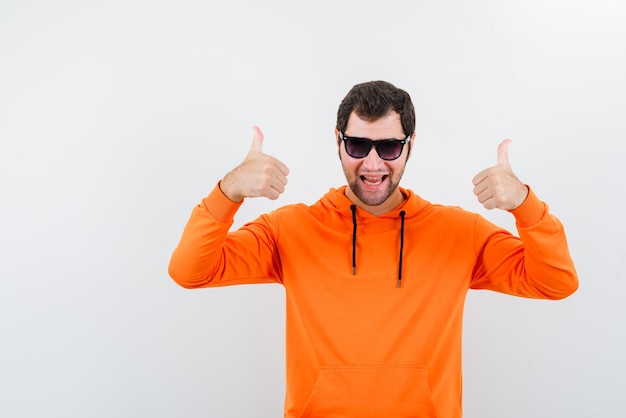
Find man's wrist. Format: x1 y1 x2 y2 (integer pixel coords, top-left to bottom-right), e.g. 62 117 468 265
219 175 244 202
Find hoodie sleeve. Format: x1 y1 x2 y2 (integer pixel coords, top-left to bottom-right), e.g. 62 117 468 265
168 183 283 289
469 187 578 299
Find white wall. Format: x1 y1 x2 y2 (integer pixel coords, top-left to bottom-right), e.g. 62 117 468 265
1 1 624 417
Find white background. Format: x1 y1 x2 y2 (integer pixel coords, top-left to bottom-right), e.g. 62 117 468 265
1 1 625 417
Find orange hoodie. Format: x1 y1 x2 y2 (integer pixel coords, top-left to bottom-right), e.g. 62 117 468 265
168 184 578 418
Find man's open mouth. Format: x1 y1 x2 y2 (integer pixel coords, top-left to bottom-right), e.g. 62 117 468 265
361 175 387 186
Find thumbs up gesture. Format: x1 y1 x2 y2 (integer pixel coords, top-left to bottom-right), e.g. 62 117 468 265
472 139 529 210
219 126 290 202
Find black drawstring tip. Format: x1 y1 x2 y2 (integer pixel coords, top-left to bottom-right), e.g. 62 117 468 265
353 267 356 275
397 278 402 288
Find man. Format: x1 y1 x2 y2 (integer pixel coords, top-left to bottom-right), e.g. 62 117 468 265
168 80 578 417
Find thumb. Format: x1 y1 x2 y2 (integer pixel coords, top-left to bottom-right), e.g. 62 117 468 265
249 125 264 154
497 139 512 166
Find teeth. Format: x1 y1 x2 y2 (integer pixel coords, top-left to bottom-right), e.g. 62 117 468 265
363 176 383 186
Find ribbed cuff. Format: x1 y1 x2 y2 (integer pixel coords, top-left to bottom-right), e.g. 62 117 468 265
509 186 547 228
199 182 244 223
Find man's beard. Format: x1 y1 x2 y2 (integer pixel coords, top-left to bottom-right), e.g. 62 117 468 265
343 165 405 207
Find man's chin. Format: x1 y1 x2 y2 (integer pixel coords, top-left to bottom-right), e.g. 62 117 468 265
354 188 390 207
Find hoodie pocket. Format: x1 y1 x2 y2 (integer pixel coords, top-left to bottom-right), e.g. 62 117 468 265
298 366 438 418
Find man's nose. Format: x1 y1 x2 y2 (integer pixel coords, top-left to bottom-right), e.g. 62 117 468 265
361 144 385 169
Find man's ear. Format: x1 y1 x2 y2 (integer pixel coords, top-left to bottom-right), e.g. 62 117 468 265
335 128 343 161
407 132 416 160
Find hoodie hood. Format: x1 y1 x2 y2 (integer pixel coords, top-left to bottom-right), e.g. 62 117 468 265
318 186 430 222
311 185 432 287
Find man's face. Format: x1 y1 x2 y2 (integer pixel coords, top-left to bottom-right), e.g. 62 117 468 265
337 111 413 215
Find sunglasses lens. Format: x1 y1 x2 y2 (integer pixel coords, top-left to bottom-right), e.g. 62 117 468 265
376 142 403 160
345 139 371 158
343 135 406 160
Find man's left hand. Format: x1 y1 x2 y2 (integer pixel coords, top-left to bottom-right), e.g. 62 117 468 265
472 139 529 211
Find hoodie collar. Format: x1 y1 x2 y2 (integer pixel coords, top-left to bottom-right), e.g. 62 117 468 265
318 185 429 288
322 185 428 221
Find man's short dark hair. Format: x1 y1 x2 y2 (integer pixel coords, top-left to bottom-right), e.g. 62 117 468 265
336 80 416 137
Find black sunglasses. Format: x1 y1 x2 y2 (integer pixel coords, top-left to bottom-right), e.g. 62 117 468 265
339 131 410 161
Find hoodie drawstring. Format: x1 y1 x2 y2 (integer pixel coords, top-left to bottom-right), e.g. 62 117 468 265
350 205 357 275
349 205 407 288
397 210 406 288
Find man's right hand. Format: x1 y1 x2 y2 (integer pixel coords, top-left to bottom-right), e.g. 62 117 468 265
219 126 290 202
